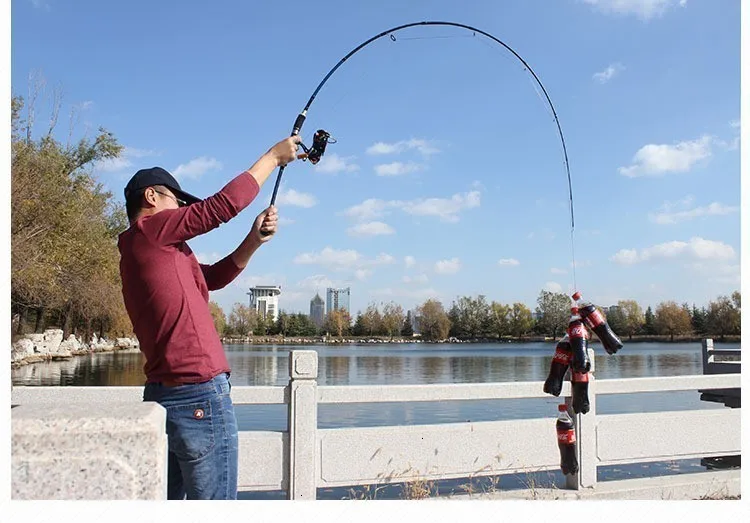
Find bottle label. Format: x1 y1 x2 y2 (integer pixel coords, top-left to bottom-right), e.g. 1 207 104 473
584 309 605 329
568 324 586 339
557 429 576 444
572 371 589 383
553 349 572 364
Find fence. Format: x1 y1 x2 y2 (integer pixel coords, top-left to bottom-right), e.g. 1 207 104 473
11 341 741 499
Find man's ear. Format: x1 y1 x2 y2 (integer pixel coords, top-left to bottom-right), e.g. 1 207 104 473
143 187 158 207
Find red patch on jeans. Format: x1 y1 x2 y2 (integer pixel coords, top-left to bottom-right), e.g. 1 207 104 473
193 408 204 420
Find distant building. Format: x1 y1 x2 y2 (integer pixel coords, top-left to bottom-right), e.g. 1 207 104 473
309 293 325 328
409 309 420 335
247 285 281 322
326 287 350 315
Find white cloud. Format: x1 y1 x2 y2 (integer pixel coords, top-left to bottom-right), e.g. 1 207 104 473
544 281 563 293
374 162 424 177
582 0 686 20
497 258 520 267
341 190 481 224
347 221 396 237
195 252 222 264
297 274 335 290
649 198 739 224
401 191 481 223
277 188 318 208
402 274 430 285
79 100 94 110
551 267 568 275
618 135 712 177
435 258 461 275
593 63 625 84
278 216 296 226
293 247 395 271
729 119 740 129
366 138 440 156
173 156 223 180
404 256 416 269
94 146 158 174
355 269 372 281
314 153 360 174
611 237 735 265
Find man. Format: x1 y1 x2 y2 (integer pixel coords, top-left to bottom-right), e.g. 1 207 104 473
118 136 300 500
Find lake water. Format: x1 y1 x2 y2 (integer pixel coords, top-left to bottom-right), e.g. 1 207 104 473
12 341 740 498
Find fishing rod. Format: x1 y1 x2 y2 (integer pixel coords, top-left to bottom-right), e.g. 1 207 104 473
264 21 576 284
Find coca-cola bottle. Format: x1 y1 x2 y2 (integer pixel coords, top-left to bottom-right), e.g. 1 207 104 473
571 370 590 414
556 404 578 475
572 291 623 355
567 307 590 373
543 335 572 397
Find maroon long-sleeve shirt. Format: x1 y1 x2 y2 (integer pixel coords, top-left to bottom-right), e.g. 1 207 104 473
118 171 260 384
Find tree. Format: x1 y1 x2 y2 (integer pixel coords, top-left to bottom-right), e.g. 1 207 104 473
534 291 570 338
352 312 366 336
447 302 462 337
691 304 707 335
509 303 534 338
450 295 493 338
643 306 656 335
381 302 405 339
489 302 511 338
706 295 740 341
617 300 645 341
325 309 351 337
12 89 126 338
227 304 256 337
401 310 414 337
416 299 451 341
654 301 692 341
361 302 382 336
208 301 226 337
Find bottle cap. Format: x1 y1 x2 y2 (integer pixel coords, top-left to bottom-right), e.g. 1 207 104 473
558 404 568 412
572 291 581 301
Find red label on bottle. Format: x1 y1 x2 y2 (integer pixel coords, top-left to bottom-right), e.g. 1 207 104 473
557 430 576 444
568 324 585 339
553 349 572 364
584 309 605 329
572 371 589 383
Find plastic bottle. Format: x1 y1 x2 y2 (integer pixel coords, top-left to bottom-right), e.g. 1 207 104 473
567 306 590 373
571 371 590 414
572 291 623 355
556 404 579 475
543 335 572 397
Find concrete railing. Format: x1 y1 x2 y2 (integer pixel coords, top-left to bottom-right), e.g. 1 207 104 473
11 344 742 500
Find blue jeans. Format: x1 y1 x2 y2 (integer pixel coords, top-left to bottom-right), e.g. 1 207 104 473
143 373 239 500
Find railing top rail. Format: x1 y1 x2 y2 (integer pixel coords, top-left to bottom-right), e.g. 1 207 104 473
11 374 740 406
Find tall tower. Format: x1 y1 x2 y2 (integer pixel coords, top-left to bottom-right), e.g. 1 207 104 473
247 285 282 322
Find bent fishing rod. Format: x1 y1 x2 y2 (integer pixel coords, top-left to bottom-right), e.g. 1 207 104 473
263 21 576 282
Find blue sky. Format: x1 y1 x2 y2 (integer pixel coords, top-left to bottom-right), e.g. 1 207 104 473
11 0 741 316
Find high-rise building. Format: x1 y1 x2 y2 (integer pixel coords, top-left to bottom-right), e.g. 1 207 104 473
247 285 281 322
309 293 325 328
326 287 350 315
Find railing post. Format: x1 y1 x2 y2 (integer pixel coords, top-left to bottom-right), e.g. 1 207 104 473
287 350 318 500
566 347 597 490
702 338 713 374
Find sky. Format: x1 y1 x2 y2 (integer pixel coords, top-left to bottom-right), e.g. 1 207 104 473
10 0 742 317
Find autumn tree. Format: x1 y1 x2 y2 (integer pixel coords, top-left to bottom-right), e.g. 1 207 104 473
706 294 741 340
361 302 383 336
654 301 692 341
208 301 227 336
509 303 534 338
227 303 256 337
616 300 645 341
381 302 405 339
416 299 451 341
325 309 351 337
